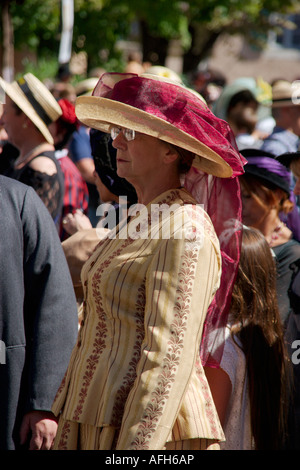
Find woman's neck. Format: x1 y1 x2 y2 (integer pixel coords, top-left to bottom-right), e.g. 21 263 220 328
15 140 53 168
133 176 182 206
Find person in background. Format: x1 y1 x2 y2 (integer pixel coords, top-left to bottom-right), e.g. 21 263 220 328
189 68 227 109
239 148 300 324
61 128 138 307
49 81 77 105
0 103 19 174
0 175 78 450
68 78 101 227
62 128 137 235
260 80 300 155
276 150 300 448
205 226 292 450
213 78 273 150
52 72 245 450
276 150 300 229
49 98 89 241
239 149 300 449
0 73 65 229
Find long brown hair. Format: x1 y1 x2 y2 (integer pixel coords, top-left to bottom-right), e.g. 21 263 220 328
230 226 292 449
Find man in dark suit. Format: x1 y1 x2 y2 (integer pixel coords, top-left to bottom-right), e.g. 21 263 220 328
0 175 78 449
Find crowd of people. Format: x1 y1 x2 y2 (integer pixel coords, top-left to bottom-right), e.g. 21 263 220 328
0 59 299 451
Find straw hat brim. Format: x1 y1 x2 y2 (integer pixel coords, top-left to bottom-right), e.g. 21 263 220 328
0 77 55 144
75 95 232 178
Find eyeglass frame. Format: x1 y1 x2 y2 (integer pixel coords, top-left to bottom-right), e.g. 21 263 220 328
110 126 136 142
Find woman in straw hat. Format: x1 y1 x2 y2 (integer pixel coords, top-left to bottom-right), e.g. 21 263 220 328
52 72 246 450
0 73 65 227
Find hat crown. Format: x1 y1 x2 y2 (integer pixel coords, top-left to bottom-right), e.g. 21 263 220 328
22 73 62 123
272 80 293 100
271 79 300 105
0 73 61 143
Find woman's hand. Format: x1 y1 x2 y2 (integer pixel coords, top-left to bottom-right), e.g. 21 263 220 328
19 410 58 450
62 209 93 235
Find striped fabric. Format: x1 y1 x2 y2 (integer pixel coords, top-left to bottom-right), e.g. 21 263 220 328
52 188 225 450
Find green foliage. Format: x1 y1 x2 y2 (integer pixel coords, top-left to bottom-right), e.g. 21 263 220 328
1 0 300 78
19 55 60 81
9 0 61 55
72 0 131 70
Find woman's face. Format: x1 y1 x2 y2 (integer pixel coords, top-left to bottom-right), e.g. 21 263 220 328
112 128 176 186
1 96 24 148
240 179 269 229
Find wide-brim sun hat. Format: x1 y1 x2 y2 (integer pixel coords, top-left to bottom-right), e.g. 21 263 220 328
75 72 246 178
213 77 272 121
0 73 62 144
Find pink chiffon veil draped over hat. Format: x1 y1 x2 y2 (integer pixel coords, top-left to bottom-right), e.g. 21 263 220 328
89 72 247 367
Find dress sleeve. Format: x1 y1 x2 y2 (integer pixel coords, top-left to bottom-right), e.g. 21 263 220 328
116 208 221 450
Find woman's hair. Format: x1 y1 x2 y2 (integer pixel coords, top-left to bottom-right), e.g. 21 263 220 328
168 143 194 174
290 159 300 179
240 173 294 215
12 101 23 116
230 226 292 449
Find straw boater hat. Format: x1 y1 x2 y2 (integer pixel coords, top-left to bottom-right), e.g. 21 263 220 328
271 79 300 108
0 73 62 144
75 73 246 178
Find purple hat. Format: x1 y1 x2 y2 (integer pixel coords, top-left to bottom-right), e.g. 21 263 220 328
240 148 291 196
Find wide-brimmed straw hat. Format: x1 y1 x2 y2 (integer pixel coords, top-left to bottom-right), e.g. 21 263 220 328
75 73 246 178
271 79 300 108
0 73 62 143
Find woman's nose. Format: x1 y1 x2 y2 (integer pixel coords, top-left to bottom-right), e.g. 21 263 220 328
111 131 127 149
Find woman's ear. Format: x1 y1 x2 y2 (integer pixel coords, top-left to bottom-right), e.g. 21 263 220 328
163 144 179 165
21 115 31 129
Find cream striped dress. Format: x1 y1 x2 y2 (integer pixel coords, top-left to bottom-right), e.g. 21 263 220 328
52 188 225 450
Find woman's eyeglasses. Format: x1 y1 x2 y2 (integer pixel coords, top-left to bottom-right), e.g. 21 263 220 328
110 127 136 142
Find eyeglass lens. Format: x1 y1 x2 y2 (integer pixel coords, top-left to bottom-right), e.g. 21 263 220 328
111 127 135 141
